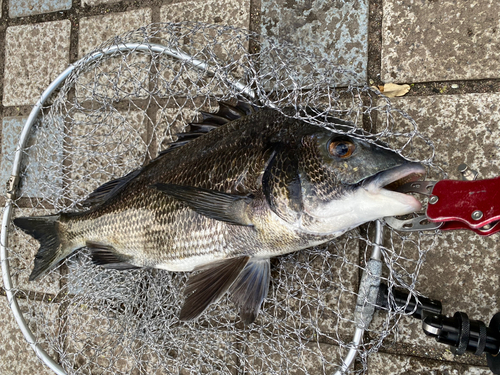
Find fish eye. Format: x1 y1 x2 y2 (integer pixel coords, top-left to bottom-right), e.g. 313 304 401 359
328 139 355 158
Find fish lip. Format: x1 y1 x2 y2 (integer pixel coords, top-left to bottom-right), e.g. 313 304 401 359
362 162 427 191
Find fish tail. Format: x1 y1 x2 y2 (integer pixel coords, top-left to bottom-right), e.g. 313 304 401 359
13 214 70 281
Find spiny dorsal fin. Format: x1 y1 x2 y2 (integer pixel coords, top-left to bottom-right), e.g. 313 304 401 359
180 256 251 321
158 100 258 156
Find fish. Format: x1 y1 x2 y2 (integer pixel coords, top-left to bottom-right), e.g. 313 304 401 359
14 101 425 324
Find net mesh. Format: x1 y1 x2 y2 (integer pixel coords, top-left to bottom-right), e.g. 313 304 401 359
5 22 445 374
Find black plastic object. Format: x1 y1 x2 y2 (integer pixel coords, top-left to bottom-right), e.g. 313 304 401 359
487 313 500 374
422 311 500 374
375 283 442 319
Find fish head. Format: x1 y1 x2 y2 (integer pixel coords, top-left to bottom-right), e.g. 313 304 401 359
294 129 426 234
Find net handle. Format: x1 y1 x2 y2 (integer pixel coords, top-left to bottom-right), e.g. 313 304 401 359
334 220 384 375
0 40 259 375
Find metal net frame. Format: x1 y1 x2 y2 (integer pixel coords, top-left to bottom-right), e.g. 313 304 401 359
1 22 444 374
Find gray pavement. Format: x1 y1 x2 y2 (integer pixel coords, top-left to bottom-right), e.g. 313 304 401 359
0 0 499 374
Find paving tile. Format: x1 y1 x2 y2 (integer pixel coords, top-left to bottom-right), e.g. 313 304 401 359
314 233 360 337
68 109 149 202
78 9 152 57
390 93 500 192
0 117 24 196
9 0 71 18
0 297 58 375
160 0 250 26
244 336 343 374
370 93 500 359
62 304 143 374
1 117 64 200
155 330 239 375
3 21 71 107
367 351 490 374
62 302 240 374
261 0 368 85
158 0 251 98
77 9 152 102
382 0 500 83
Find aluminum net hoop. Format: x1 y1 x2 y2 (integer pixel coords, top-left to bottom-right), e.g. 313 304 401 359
2 22 443 375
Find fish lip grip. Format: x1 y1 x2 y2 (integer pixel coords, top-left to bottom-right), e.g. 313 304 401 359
426 177 500 236
384 176 500 236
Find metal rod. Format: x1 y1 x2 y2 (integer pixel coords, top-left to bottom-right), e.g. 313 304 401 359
334 220 384 374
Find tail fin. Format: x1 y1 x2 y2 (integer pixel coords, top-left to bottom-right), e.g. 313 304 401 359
13 215 66 281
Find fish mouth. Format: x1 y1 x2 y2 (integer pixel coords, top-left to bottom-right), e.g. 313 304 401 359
362 162 426 211
373 163 426 191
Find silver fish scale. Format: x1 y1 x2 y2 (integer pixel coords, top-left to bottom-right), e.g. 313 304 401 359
60 109 325 270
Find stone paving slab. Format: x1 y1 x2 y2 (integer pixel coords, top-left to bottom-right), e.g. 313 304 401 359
367 351 490 374
0 297 57 375
160 0 250 28
369 93 500 363
63 305 143 374
0 117 24 196
1 117 64 200
69 109 149 201
79 9 152 57
382 0 500 83
245 335 343 374
3 20 71 107
9 0 72 18
261 0 368 84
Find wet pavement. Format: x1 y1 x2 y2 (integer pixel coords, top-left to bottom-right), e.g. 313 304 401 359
0 0 498 373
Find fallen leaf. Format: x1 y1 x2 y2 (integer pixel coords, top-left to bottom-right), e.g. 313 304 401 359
381 82 411 97
370 86 382 92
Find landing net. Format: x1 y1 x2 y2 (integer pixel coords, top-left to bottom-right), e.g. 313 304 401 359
2 22 443 374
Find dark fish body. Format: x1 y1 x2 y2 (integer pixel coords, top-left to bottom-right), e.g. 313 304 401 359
15 104 425 324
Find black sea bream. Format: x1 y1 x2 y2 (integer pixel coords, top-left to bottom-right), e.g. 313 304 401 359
15 102 425 324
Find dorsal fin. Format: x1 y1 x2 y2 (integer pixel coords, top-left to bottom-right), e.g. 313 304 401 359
158 100 258 156
80 169 141 208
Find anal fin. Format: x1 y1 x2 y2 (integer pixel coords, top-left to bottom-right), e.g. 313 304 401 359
86 241 140 270
179 256 250 321
229 258 270 324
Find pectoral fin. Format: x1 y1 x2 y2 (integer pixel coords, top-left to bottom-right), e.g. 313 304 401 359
150 183 254 226
229 258 270 324
179 256 250 321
